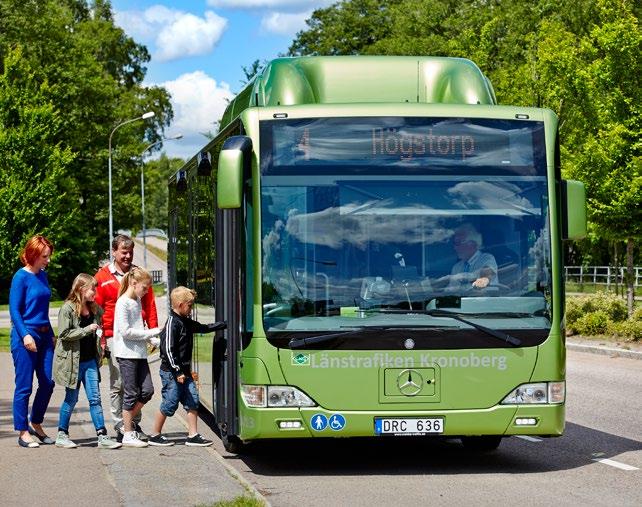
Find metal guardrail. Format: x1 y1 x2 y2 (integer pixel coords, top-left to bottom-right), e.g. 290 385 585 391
565 266 641 288
151 270 164 284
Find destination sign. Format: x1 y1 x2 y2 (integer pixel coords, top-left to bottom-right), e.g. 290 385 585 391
260 117 545 176
371 127 475 160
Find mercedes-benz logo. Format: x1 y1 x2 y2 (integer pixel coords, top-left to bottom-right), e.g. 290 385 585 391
397 369 423 396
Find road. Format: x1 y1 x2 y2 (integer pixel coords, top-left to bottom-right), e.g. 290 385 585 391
133 237 167 283
210 350 641 506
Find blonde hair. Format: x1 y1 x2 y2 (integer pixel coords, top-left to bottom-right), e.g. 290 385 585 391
65 273 99 316
118 267 152 298
170 286 196 307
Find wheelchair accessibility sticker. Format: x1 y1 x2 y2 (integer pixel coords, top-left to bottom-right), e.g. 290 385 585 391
329 413 346 431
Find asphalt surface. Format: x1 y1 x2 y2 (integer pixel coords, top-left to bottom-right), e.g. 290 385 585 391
2 347 639 506
211 349 641 506
0 352 261 507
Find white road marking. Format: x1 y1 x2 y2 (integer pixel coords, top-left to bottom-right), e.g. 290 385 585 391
516 435 542 442
592 458 639 471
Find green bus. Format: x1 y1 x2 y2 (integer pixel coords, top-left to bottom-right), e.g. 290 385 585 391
168 56 586 452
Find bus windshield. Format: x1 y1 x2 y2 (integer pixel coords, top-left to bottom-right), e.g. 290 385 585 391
260 117 552 349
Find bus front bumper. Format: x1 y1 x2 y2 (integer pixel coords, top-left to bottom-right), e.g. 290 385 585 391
237 404 564 441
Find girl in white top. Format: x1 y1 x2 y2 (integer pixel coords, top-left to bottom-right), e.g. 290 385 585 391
112 267 160 447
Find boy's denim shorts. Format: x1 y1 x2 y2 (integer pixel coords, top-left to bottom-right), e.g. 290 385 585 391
159 369 199 416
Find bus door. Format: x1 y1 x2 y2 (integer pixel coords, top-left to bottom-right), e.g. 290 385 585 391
214 207 242 440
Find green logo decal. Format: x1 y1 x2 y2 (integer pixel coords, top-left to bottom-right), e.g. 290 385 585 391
292 353 310 366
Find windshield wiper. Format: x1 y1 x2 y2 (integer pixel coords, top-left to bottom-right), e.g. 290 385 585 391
289 329 361 349
424 309 521 346
369 308 521 346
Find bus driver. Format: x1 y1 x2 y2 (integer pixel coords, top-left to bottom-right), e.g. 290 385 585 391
435 223 498 291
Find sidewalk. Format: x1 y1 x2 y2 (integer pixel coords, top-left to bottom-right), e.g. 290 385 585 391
0 352 264 507
566 337 642 360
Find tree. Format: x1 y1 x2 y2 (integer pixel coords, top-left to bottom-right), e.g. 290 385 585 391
288 0 400 56
0 47 82 298
0 0 173 297
532 0 641 313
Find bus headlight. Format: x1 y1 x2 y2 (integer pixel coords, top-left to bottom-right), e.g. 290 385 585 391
267 386 316 407
241 385 316 408
501 381 565 404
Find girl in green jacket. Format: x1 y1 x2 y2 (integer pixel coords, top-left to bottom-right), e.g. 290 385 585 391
54 273 121 449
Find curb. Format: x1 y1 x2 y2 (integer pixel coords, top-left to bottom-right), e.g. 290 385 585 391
567 342 642 360
172 410 270 507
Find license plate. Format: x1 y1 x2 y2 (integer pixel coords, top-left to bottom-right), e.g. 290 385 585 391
374 417 444 436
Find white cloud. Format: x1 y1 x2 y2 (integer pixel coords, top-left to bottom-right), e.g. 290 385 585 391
114 6 227 62
160 71 235 159
260 10 311 35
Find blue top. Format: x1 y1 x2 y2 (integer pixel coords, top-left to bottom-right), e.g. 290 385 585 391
9 268 52 339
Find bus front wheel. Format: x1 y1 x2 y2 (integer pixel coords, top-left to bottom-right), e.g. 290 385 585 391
222 433 245 454
460 436 503 451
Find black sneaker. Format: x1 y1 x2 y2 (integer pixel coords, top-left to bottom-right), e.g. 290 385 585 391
148 434 174 447
134 424 149 442
114 422 124 443
185 434 213 447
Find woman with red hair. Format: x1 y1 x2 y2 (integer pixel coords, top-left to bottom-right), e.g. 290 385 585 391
9 235 56 448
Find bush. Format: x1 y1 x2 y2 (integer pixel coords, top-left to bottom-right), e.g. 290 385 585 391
573 310 610 336
631 307 642 322
608 319 642 341
566 292 628 334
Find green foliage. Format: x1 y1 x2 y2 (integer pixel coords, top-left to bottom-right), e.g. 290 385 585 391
573 310 610 336
289 0 400 56
566 292 638 338
608 319 642 341
201 495 264 507
566 291 628 327
0 0 174 298
0 46 85 295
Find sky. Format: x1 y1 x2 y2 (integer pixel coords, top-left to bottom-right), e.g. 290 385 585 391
111 0 334 160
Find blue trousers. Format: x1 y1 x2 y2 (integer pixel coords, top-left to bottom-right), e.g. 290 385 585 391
58 359 106 433
11 328 55 431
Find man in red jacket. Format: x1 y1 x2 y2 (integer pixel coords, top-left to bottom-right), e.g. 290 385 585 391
95 234 158 441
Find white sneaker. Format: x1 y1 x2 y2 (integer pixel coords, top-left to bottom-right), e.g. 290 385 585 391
55 431 78 449
122 431 148 448
98 434 122 449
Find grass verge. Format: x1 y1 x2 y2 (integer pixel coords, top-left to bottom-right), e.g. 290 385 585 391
198 496 265 507
0 328 9 352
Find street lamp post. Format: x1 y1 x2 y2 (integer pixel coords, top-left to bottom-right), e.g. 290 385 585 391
139 134 183 268
108 111 155 261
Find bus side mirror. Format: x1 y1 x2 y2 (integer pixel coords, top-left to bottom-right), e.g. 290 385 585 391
561 179 587 240
217 136 252 209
